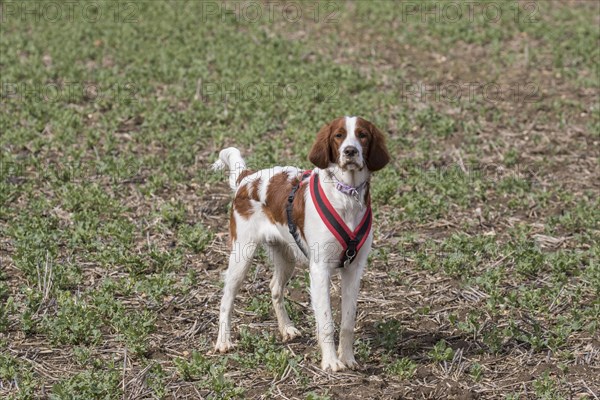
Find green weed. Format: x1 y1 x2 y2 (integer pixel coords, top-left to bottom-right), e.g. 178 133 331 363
385 357 417 379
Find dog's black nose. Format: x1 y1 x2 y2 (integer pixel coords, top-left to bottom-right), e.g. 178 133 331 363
344 146 358 157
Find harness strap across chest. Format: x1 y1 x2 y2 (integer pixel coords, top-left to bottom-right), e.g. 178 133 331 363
286 171 372 268
310 173 372 268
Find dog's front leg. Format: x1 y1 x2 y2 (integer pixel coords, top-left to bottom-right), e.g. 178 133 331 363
338 260 366 369
310 262 345 372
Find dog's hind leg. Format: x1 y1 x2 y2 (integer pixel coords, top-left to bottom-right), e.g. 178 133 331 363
266 242 300 342
215 234 257 353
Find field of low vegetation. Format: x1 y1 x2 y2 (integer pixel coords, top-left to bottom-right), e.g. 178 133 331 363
1 1 598 398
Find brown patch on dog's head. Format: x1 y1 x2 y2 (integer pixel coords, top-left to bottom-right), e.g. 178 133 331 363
308 117 346 169
355 118 390 171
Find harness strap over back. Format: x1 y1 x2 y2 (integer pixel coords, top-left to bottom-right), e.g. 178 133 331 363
286 170 312 259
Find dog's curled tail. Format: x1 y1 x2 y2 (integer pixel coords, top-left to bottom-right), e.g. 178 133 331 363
211 147 247 191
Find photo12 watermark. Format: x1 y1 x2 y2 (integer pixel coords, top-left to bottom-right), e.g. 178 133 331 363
399 81 541 104
400 1 539 24
0 158 146 186
196 1 340 23
196 80 339 104
1 1 138 23
1 81 138 104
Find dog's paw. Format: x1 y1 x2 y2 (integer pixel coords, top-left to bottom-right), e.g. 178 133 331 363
321 357 347 372
281 325 301 342
214 340 234 353
339 354 359 370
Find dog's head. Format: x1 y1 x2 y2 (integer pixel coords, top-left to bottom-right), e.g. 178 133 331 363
308 116 390 172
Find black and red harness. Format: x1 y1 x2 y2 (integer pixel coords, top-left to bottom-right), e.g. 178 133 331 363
286 171 372 268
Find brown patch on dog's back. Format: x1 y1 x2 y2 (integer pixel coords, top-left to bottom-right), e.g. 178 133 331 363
264 172 291 225
236 169 256 185
292 183 308 239
263 171 308 239
229 207 237 243
250 177 261 201
233 184 254 219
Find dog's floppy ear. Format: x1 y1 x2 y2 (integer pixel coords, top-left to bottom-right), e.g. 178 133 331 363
309 121 333 169
366 122 390 171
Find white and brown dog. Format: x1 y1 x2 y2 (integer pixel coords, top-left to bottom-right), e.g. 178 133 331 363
211 116 390 371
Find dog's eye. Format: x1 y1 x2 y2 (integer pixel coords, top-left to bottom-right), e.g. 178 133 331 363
335 133 343 138
358 132 368 139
